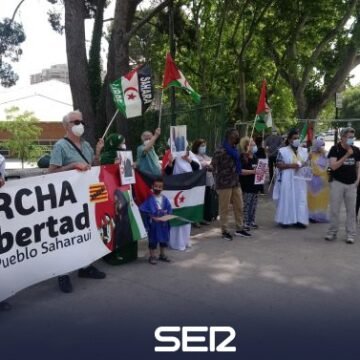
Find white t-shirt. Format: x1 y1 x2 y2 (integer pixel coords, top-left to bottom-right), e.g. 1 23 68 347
154 195 163 210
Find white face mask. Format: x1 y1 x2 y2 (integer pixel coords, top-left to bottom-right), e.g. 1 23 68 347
199 146 206 155
251 145 258 154
143 139 151 146
292 139 300 148
71 124 84 137
119 144 127 150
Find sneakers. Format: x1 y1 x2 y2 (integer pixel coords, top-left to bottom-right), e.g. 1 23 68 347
158 254 171 262
0 301 11 311
148 256 157 265
346 237 355 244
234 229 252 237
324 233 336 241
222 231 233 241
243 224 251 231
250 223 259 229
58 275 73 293
78 265 106 279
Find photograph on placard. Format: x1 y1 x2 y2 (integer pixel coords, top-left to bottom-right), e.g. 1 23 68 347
170 125 187 155
254 158 269 185
117 151 136 185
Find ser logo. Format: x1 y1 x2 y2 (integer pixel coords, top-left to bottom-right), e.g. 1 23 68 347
154 326 236 353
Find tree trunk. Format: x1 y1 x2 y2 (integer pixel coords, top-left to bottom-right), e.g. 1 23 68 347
104 0 140 144
238 63 248 122
64 0 96 146
88 0 106 114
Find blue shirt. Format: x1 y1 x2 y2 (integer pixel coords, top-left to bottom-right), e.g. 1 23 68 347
50 138 94 166
136 144 161 176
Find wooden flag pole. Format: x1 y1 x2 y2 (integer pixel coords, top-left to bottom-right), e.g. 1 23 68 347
249 115 257 140
158 89 164 128
101 109 119 140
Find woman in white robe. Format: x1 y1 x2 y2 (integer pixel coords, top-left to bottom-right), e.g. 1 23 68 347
165 150 201 250
273 129 309 228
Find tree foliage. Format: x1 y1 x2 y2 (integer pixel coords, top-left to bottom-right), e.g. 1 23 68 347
0 18 25 87
263 0 360 118
4 0 360 145
341 86 360 119
0 107 44 168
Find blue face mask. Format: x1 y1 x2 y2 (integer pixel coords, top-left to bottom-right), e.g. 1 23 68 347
347 138 354 146
251 145 258 154
199 146 206 155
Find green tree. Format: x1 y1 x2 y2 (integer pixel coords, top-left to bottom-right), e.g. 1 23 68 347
0 107 44 169
263 0 360 119
0 17 25 87
341 86 360 118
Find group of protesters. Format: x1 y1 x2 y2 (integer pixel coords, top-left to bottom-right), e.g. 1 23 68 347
1 109 359 312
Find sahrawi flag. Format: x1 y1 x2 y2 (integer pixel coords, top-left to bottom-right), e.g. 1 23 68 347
110 63 153 118
300 121 314 143
162 53 201 104
134 169 206 226
254 80 273 131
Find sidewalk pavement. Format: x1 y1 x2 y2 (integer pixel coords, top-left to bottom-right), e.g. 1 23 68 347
1 193 360 359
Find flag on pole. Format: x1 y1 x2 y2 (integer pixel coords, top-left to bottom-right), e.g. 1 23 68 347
110 64 153 118
254 80 272 131
300 121 314 144
300 122 308 142
162 53 201 104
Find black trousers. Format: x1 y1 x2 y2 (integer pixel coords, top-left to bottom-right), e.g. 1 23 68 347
268 155 277 183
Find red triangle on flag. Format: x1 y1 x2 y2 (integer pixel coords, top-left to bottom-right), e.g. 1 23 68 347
123 65 141 81
162 53 181 88
256 80 267 115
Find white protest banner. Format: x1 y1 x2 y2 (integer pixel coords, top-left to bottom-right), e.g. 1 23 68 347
254 158 268 185
0 167 116 302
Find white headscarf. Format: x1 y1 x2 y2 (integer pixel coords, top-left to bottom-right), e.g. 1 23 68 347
173 151 201 175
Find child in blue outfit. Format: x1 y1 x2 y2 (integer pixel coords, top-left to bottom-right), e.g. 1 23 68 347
140 178 173 265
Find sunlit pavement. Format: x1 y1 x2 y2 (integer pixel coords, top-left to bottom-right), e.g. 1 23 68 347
1 191 360 359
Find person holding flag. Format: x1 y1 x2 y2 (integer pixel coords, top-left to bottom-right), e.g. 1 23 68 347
136 128 162 177
164 148 201 251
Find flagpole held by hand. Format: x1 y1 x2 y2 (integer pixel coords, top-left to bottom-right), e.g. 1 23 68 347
102 109 119 140
249 115 257 140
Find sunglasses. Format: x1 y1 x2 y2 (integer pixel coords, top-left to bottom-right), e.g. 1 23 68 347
70 119 85 126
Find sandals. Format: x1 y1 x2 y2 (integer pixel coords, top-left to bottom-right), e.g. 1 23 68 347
148 256 157 265
158 254 171 263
